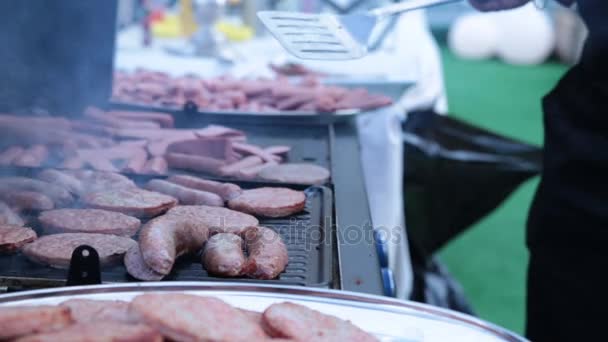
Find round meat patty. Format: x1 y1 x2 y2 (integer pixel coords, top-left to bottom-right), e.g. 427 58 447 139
257 163 330 185
228 187 306 218
0 224 37 254
167 205 259 235
83 188 177 218
39 209 141 236
22 233 136 269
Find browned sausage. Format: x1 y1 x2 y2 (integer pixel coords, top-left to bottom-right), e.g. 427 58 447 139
202 233 246 277
167 174 242 201
242 226 288 279
139 215 209 275
145 179 223 206
166 152 226 175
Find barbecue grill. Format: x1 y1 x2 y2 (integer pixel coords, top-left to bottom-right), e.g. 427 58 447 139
0 0 385 296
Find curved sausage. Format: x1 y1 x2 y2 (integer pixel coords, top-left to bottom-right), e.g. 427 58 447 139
124 245 165 281
167 175 242 201
145 179 223 206
242 226 288 279
139 215 209 275
202 233 246 277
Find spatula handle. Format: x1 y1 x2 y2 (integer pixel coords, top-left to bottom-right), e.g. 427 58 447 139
369 0 462 18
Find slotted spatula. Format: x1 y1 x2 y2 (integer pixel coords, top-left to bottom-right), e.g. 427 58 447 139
258 0 461 60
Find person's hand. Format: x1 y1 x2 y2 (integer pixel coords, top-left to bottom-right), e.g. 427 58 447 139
468 0 530 11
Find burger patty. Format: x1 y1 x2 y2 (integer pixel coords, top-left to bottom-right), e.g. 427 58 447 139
257 163 330 185
39 209 141 236
227 187 306 218
83 188 177 218
0 224 37 254
22 233 136 269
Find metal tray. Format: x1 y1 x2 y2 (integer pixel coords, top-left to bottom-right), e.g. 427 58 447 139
110 80 413 125
0 282 527 342
0 168 335 290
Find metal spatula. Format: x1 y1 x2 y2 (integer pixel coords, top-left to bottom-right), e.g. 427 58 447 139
258 0 461 60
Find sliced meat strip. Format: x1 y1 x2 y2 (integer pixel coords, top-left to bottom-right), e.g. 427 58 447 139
228 187 306 218
0 146 25 165
22 233 137 269
264 145 291 156
257 163 330 185
236 161 277 180
83 188 176 218
15 322 162 342
129 293 268 342
167 174 242 201
166 152 225 175
37 169 84 195
141 156 168 175
139 215 209 275
39 209 141 236
0 201 25 226
124 245 164 281
0 224 37 254
145 179 223 207
262 302 378 342
60 299 134 324
107 110 174 128
0 191 54 211
167 205 258 235
0 177 74 207
0 305 73 340
202 233 246 277
231 142 281 163
242 226 288 280
13 145 48 167
218 156 263 177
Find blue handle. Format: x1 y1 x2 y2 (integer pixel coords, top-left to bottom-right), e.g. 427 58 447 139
381 268 396 297
374 230 389 268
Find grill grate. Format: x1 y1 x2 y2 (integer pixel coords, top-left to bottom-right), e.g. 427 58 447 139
0 184 334 290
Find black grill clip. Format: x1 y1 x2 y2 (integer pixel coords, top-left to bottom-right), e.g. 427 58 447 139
66 245 101 286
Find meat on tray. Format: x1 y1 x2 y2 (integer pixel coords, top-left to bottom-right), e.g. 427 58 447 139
0 224 37 254
0 306 73 340
138 214 209 275
144 179 223 207
113 69 393 114
263 302 378 342
83 188 177 218
16 322 162 342
22 233 137 269
227 187 306 218
242 226 289 280
0 294 378 341
202 233 246 277
129 293 269 342
38 209 141 236
60 299 134 324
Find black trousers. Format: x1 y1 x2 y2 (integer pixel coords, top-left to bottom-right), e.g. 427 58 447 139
526 64 608 341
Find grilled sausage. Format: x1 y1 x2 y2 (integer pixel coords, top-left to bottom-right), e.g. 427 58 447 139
202 233 246 276
242 226 288 279
139 215 209 275
167 174 242 201
166 152 225 175
145 179 223 206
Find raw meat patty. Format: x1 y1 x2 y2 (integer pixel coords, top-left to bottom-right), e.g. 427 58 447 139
0 224 37 254
60 299 133 324
39 209 141 236
129 293 267 342
228 187 306 218
22 233 137 269
16 322 162 342
83 188 177 218
262 302 378 341
0 305 73 340
167 205 258 235
258 163 330 185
